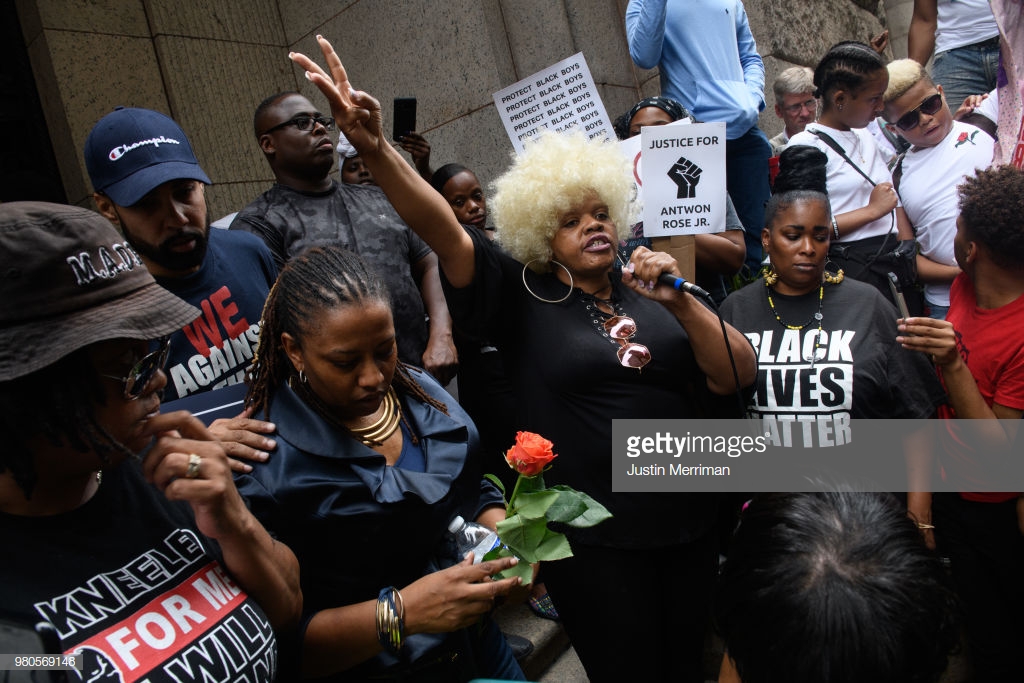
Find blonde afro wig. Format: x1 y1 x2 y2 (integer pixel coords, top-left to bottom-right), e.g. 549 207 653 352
491 131 636 272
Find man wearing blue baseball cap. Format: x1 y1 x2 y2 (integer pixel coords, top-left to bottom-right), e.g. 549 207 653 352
85 107 278 469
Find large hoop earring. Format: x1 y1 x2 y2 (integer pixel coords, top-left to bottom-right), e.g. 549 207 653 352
298 369 307 384
522 259 574 304
823 261 845 285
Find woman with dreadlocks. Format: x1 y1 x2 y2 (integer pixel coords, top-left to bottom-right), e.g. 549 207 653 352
234 244 524 682
0 202 300 680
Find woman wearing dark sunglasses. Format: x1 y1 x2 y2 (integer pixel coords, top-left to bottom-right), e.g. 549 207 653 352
290 36 756 683
881 59 995 321
0 202 300 680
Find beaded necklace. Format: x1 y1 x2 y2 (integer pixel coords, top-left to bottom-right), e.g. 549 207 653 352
766 283 826 365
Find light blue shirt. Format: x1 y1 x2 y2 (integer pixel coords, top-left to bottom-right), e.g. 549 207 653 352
626 0 765 139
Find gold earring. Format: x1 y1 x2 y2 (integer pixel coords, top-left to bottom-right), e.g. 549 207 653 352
763 267 779 287
823 266 845 285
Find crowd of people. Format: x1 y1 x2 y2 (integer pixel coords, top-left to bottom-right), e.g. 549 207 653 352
3 2 1023 682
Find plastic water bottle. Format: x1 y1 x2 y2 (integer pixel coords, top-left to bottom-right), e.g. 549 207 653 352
447 515 501 564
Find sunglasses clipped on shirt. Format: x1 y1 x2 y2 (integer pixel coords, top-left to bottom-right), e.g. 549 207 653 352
891 93 943 132
102 336 171 399
604 316 651 370
261 114 336 136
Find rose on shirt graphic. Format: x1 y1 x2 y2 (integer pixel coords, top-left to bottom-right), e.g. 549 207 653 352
955 130 979 148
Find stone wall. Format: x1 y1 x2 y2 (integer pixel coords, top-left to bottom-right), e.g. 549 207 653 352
17 0 891 220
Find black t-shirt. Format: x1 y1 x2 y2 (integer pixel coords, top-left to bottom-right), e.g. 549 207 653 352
720 278 946 427
443 228 732 548
0 463 277 683
230 181 432 365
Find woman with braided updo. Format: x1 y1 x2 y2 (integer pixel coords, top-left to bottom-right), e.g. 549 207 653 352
788 41 918 310
234 244 525 682
720 145 944 435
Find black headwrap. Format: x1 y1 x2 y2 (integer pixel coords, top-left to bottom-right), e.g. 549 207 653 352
625 96 697 133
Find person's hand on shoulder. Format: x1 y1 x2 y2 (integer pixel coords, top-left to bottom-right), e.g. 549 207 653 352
208 406 277 473
142 411 252 538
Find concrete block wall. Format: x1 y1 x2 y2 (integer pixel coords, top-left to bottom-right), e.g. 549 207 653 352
17 0 897 220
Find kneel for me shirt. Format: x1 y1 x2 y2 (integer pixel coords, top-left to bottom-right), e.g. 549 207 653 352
0 464 277 683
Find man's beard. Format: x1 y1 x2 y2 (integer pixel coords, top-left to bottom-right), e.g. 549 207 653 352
126 224 210 273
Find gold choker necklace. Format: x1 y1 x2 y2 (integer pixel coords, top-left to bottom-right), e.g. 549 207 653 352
348 387 401 447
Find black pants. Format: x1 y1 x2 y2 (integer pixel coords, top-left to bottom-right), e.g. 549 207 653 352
933 493 1024 681
541 531 718 683
828 235 924 316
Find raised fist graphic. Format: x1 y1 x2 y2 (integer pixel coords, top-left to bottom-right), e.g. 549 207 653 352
668 157 702 199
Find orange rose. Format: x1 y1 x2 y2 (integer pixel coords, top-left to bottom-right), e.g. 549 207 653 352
504 431 557 477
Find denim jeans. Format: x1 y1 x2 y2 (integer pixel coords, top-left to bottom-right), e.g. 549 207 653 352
932 37 1000 114
726 125 772 275
926 303 949 320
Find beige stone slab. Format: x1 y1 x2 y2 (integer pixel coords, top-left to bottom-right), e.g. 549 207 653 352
144 0 285 43
746 0 883 68
498 0 575 77
311 1 513 132
26 0 149 35
14 0 43 45
564 0 635 87
154 36 297 187
276 0 359 46
31 30 167 205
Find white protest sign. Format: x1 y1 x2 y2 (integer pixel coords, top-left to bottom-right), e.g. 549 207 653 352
640 122 726 237
493 53 615 153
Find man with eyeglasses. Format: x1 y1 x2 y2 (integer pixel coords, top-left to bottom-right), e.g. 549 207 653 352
768 66 817 156
230 92 457 384
882 59 993 320
84 107 280 468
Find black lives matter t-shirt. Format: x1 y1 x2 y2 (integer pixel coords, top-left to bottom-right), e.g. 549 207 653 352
0 463 277 683
721 278 945 447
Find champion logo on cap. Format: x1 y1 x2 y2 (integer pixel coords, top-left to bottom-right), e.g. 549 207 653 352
108 136 182 161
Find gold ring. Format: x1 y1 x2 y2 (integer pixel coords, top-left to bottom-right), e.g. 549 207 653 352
185 453 201 479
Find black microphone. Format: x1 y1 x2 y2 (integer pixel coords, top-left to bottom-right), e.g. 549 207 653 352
658 273 712 301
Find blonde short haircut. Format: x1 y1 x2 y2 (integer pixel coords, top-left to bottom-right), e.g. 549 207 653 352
491 131 635 272
884 59 930 103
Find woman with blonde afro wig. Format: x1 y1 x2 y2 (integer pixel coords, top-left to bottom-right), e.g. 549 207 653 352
490 131 635 272
289 35 757 683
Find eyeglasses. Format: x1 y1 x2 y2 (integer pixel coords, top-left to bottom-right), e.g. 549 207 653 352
783 98 817 115
261 114 335 135
604 316 651 370
101 337 171 399
891 93 943 131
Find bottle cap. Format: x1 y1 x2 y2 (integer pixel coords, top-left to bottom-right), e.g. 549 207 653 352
447 515 466 534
